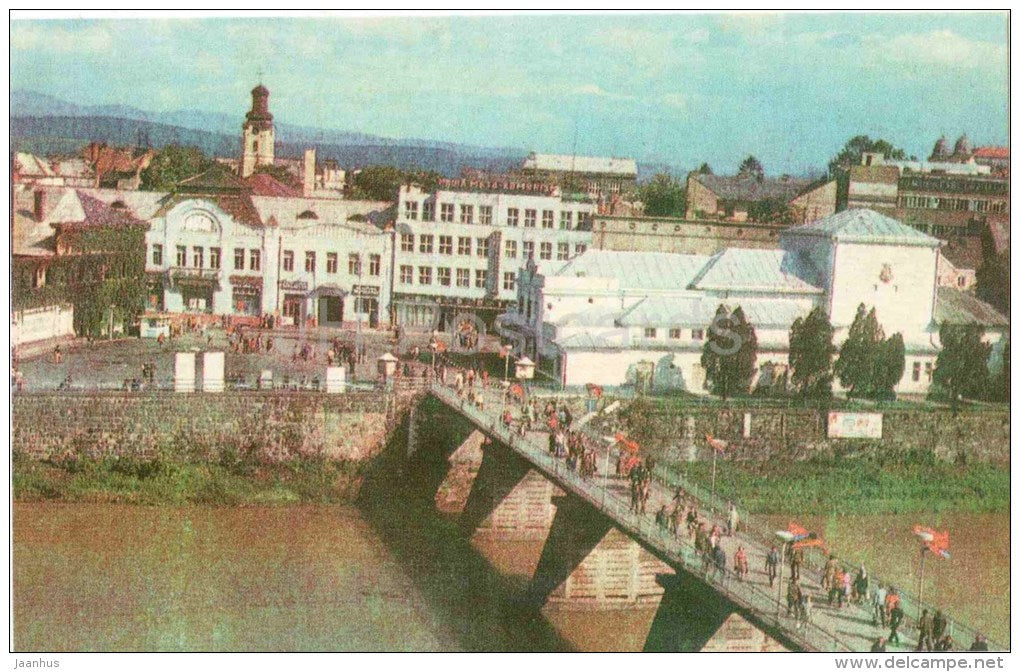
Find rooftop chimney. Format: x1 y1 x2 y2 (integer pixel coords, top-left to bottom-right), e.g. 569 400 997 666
303 148 315 198
33 189 46 222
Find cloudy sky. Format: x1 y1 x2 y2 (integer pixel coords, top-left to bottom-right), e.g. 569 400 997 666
10 11 1009 174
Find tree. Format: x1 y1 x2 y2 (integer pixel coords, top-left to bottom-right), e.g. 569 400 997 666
932 323 991 410
747 197 799 225
738 155 763 178
976 251 1009 315
638 173 686 217
701 304 758 400
139 145 213 191
872 333 906 401
827 135 907 177
346 165 441 201
834 304 884 398
788 307 835 398
696 162 713 175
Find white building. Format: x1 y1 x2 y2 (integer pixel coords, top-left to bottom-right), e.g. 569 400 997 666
85 169 392 328
392 180 596 329
509 209 1007 396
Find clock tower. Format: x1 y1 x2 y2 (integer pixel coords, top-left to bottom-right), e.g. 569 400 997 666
240 83 274 178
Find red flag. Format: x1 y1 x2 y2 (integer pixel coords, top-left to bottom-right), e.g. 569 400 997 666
500 345 511 359
588 384 603 398
510 383 524 399
706 434 728 453
914 525 951 559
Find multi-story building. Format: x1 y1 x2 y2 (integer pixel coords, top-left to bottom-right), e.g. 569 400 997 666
85 167 392 328
591 214 788 255
392 179 596 329
685 172 837 223
520 152 638 200
508 209 1007 397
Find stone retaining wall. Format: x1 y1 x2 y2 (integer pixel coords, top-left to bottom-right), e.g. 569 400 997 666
13 391 397 461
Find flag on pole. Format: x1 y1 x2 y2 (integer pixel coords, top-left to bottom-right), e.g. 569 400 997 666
706 434 728 453
913 525 951 559
500 345 512 359
510 383 525 399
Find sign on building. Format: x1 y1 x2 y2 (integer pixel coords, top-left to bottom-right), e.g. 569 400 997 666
827 411 883 439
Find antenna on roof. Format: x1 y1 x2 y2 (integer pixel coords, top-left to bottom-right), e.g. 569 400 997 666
257 66 264 84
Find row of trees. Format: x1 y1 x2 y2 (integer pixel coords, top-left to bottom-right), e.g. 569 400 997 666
699 302 1004 404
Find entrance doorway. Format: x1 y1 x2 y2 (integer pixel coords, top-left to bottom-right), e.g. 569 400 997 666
283 294 305 325
318 296 344 327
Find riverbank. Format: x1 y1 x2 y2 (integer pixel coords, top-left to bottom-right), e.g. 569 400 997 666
12 452 366 505
661 455 1009 515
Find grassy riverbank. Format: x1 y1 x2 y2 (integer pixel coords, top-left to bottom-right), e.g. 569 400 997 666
661 455 1009 516
12 451 366 505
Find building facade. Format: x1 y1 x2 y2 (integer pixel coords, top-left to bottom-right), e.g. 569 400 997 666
507 209 1007 397
591 214 788 255
685 173 837 223
520 152 638 201
392 181 596 329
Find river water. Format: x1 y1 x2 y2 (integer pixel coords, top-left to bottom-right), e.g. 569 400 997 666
13 503 1008 651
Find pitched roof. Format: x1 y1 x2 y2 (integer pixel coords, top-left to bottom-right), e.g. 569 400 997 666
784 208 941 247
548 249 710 291
244 173 300 198
935 287 1008 327
12 186 147 256
14 152 56 177
939 237 984 271
688 248 822 294
690 173 822 202
617 296 812 329
523 153 638 177
973 146 1009 159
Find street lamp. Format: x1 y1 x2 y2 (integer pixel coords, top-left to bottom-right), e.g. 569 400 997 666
774 529 795 619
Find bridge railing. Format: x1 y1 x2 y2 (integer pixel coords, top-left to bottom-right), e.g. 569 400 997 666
429 382 858 652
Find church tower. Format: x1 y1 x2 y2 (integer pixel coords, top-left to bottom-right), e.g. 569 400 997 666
240 84 274 178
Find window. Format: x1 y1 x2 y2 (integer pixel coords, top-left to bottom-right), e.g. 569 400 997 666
479 205 493 225
173 245 185 267
348 253 361 275
234 248 245 270
691 329 704 341
957 276 966 288
540 242 552 260
456 268 470 288
475 269 487 288
283 250 294 272
476 237 489 257
505 240 518 259
560 211 573 230
422 201 435 221
460 204 474 224
404 200 419 220
369 254 381 276
209 247 221 270
524 209 537 227
925 362 934 383
250 249 261 272
523 241 535 259
669 328 682 339
419 234 434 254
575 243 587 255
305 251 316 273
644 328 657 339
577 212 591 229
326 252 338 274
439 235 453 255
542 210 554 229
440 203 455 223
399 265 413 285
912 362 921 382
418 266 432 285
401 234 414 252
151 244 163 266
507 208 519 227
557 242 569 260
437 267 451 286
503 272 516 291
458 237 471 255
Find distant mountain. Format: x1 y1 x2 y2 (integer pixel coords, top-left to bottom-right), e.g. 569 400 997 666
10 89 685 179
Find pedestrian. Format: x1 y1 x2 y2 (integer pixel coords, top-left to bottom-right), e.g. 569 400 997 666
931 610 947 644
854 565 870 604
823 555 838 593
889 602 904 646
873 584 888 627
789 546 802 582
734 546 749 582
916 609 933 652
786 578 802 618
800 593 813 628
841 569 853 608
885 589 901 626
935 634 955 652
871 637 888 653
712 544 727 582
969 635 989 652
727 502 740 536
766 546 780 587
656 505 669 531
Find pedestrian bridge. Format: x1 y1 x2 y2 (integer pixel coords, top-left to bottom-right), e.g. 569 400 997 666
411 381 1002 653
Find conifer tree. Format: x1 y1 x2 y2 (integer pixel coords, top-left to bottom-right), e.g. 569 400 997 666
788 306 835 398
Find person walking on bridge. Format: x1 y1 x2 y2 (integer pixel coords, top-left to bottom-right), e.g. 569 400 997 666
931 610 947 645
727 502 740 536
888 601 905 646
916 609 933 651
786 578 802 618
765 546 780 587
873 583 888 627
734 546 749 582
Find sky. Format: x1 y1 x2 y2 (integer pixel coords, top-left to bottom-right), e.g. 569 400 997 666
9 11 1010 175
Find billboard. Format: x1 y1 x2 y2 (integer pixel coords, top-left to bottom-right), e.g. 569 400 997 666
827 411 883 439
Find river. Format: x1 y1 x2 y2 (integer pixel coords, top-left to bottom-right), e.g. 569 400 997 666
12 503 1008 651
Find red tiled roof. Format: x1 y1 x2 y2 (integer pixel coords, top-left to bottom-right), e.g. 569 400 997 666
244 173 299 197
72 191 148 229
974 146 1009 159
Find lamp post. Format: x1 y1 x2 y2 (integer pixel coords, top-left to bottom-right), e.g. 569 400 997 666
775 530 795 619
